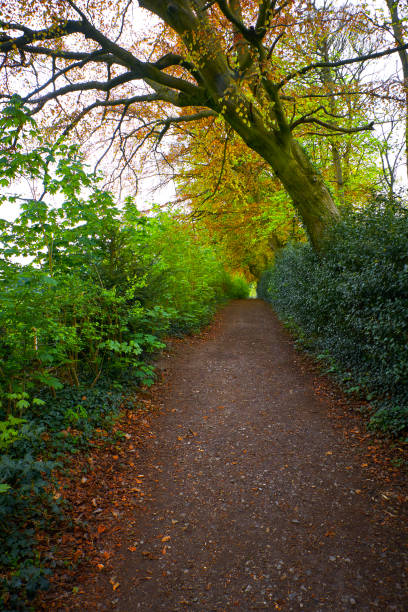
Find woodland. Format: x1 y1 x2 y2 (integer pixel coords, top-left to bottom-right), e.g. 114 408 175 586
0 0 408 608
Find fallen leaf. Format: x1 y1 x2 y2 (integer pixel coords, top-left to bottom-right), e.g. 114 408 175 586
161 535 171 542
128 546 137 552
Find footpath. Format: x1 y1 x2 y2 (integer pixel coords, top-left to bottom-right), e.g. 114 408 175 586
39 300 407 611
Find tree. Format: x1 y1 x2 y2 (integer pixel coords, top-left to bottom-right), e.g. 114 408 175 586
172 122 304 276
385 0 408 182
1 0 406 247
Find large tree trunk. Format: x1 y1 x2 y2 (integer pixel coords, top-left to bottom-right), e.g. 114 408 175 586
224 114 340 250
266 138 340 250
140 0 341 248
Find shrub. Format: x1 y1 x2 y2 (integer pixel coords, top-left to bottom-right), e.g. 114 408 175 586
257 194 408 436
222 273 251 300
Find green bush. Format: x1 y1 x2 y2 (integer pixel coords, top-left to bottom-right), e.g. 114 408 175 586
257 194 408 436
0 96 250 607
221 272 251 300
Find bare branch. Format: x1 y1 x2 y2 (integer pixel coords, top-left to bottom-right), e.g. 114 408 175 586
0 19 206 103
278 42 408 89
64 0 89 22
291 116 374 134
55 93 160 136
27 72 142 107
21 45 126 67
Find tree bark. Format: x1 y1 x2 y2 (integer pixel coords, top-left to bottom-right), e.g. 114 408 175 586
222 111 340 249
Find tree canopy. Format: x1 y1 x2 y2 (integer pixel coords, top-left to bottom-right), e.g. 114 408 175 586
0 0 407 249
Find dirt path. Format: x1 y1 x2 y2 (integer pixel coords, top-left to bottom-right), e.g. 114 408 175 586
44 299 407 611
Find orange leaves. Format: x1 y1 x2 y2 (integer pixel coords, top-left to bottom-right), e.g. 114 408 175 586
142 550 157 559
32 402 163 608
159 535 171 554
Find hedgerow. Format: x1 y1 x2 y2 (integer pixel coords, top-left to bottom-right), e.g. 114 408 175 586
257 194 408 437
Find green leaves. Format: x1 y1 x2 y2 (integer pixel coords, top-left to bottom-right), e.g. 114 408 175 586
0 416 27 451
258 193 408 436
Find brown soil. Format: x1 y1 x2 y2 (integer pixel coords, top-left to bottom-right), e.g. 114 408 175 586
38 299 407 611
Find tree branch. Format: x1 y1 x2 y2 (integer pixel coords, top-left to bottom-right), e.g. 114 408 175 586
61 93 161 131
278 42 408 89
216 0 260 44
27 72 144 107
291 116 374 134
19 45 126 66
0 19 206 103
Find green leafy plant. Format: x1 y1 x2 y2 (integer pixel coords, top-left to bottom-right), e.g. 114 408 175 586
0 96 249 608
0 415 27 451
258 193 408 436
